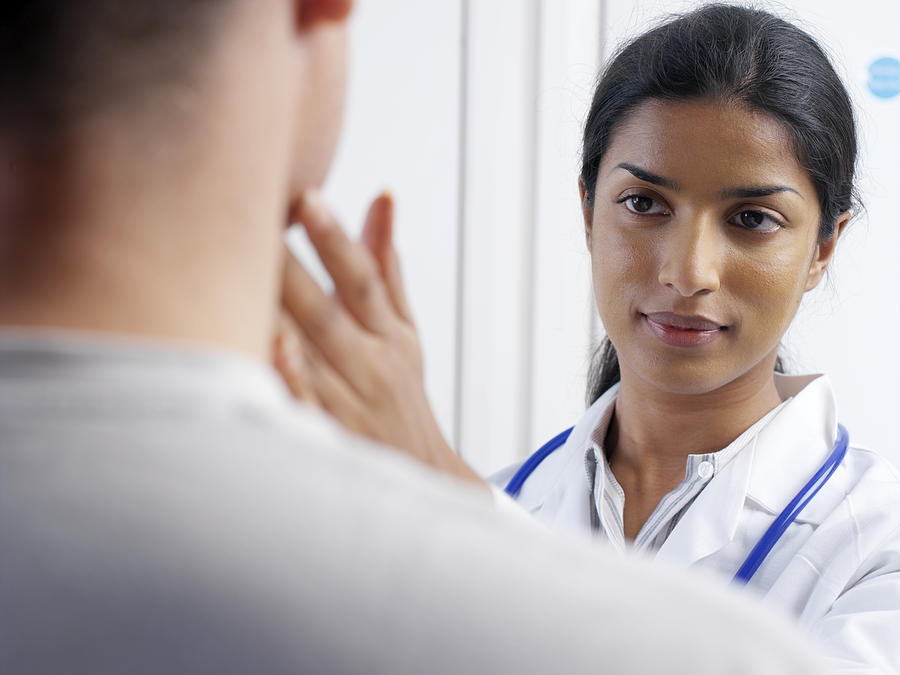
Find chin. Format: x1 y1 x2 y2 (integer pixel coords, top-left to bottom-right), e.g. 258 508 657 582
628 353 744 397
289 153 334 196
289 117 344 196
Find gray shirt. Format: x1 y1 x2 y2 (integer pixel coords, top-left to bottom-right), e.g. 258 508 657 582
0 331 826 674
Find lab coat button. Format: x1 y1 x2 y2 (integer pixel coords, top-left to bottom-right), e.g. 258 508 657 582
698 461 714 479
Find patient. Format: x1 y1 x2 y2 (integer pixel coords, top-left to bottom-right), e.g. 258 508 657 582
0 1 825 672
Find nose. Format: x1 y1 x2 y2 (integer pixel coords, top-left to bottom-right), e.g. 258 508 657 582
657 217 721 297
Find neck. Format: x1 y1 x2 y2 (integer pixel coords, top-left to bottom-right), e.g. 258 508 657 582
0 9 304 361
0 111 291 360
609 358 783 484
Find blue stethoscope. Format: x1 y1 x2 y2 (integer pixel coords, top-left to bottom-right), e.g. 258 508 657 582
505 423 849 585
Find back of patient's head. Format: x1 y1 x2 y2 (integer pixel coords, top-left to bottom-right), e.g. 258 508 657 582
0 0 350 189
0 0 350 355
1 0 351 137
0 2 241 138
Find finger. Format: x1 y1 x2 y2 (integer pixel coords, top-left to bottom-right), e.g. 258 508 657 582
360 191 392 254
303 341 374 439
273 312 320 405
360 191 414 323
380 238 415 325
281 244 381 395
275 307 374 431
299 190 396 334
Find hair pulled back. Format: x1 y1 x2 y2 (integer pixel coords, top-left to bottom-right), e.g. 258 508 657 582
583 3 859 404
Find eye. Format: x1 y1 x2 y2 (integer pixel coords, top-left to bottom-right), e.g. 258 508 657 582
729 210 784 233
618 194 668 215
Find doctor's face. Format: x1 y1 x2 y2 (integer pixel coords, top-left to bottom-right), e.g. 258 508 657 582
582 98 835 396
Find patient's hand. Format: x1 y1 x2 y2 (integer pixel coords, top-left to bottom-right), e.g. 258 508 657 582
275 190 484 487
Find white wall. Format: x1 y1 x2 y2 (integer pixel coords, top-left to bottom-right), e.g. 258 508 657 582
310 0 900 475
301 0 465 445
458 0 600 475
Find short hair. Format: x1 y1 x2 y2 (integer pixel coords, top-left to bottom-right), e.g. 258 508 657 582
0 1 236 132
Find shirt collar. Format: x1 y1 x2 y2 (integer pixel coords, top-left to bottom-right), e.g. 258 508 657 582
0 329 297 418
588 396 789 488
587 393 789 554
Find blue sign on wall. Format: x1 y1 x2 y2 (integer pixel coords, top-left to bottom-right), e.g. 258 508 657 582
868 57 900 100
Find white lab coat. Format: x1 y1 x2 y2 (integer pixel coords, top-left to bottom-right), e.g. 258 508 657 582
490 374 900 673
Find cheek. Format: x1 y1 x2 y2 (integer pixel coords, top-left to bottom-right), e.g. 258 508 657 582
589 214 655 316
290 25 348 190
727 244 811 334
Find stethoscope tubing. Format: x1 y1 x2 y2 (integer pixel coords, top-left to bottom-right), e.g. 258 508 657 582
504 426 574 498
731 423 848 584
504 422 849 586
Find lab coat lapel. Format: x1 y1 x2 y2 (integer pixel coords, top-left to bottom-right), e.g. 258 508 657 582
539 450 595 534
655 439 756 568
506 431 589 530
518 388 618 536
744 374 838 525
655 374 838 569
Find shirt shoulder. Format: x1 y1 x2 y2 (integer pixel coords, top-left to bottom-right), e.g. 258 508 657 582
0 338 831 674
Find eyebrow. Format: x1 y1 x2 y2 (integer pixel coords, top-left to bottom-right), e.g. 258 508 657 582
613 163 678 190
720 185 803 200
612 162 803 200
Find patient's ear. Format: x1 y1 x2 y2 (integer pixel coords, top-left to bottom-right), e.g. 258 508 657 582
296 0 353 28
579 178 593 250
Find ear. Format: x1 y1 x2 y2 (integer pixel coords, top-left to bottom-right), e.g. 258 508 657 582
804 211 850 292
296 0 353 28
579 178 593 250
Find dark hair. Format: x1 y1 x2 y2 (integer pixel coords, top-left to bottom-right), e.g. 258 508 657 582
0 1 235 133
582 3 859 405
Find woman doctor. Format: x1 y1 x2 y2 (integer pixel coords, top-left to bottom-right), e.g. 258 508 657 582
276 4 900 671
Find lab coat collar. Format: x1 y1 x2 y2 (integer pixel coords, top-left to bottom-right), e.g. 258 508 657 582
656 373 837 569
744 373 839 523
511 373 839 549
514 386 619 534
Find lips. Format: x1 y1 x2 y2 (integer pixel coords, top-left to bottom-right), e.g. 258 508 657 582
642 312 727 347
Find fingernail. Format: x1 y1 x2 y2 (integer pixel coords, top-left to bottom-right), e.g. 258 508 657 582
378 189 394 206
